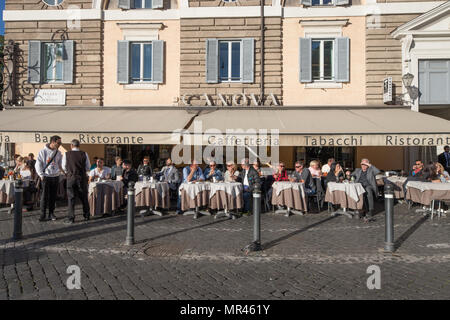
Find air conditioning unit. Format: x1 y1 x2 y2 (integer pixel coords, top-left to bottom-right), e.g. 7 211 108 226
383 77 393 104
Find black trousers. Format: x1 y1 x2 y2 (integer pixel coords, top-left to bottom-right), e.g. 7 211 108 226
40 176 59 217
67 176 90 220
363 185 377 214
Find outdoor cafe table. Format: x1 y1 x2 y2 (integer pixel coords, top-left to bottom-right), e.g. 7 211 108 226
0 179 30 214
134 181 170 216
179 182 243 219
406 181 450 218
377 176 408 199
88 180 124 217
325 182 366 218
209 182 243 219
271 181 307 217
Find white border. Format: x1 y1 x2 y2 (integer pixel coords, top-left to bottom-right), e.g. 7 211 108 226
3 2 445 21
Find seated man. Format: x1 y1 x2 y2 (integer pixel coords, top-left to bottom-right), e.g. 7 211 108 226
177 160 205 214
351 158 380 222
203 160 223 182
88 158 111 183
137 156 152 180
182 159 205 183
158 158 181 190
410 160 424 177
121 160 139 188
237 158 261 214
290 161 316 195
111 156 123 181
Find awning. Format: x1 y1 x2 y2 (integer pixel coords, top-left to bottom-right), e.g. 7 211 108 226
0 107 197 145
183 107 450 146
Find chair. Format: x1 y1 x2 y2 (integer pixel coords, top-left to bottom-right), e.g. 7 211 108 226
308 177 324 213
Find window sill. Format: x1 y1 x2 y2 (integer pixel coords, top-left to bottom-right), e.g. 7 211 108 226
304 82 343 89
124 83 158 90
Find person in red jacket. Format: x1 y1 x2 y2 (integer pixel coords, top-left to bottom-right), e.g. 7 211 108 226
273 162 289 181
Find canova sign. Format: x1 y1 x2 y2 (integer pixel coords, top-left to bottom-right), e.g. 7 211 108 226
180 93 280 106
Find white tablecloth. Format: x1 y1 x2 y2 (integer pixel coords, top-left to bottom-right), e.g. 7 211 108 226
209 182 242 199
406 181 450 192
134 181 169 198
0 180 30 194
272 181 305 198
326 182 366 202
179 182 210 200
386 176 408 184
88 180 124 196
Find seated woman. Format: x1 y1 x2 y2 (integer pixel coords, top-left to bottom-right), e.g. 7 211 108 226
88 158 111 183
308 160 322 178
252 159 262 177
224 162 239 182
21 160 38 211
435 162 449 183
14 156 25 174
326 162 345 184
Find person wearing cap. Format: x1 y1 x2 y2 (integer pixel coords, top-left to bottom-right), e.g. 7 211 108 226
350 158 380 222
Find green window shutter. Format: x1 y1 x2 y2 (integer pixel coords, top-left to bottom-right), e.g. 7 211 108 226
206 39 219 84
334 37 350 82
152 0 163 9
152 40 164 84
118 0 132 9
117 40 130 84
242 38 254 83
299 38 312 83
62 40 74 84
28 41 42 84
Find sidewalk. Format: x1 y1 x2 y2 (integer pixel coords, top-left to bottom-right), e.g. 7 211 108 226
0 201 449 299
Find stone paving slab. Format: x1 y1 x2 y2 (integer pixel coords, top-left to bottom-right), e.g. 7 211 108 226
0 200 449 300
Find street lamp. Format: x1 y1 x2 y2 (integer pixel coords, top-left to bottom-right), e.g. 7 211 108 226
402 72 414 88
395 72 419 104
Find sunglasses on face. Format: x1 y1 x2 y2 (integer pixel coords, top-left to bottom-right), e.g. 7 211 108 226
295 166 302 168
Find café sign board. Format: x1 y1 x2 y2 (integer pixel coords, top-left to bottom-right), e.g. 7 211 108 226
34 89 66 105
0 131 449 147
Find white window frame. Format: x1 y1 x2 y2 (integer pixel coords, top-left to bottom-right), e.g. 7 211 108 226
130 42 153 83
133 0 153 9
312 39 334 82
311 0 334 6
219 40 243 83
43 42 64 84
301 19 347 89
42 0 64 6
117 22 163 90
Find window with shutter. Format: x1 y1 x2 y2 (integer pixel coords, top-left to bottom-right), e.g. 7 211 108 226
118 40 164 84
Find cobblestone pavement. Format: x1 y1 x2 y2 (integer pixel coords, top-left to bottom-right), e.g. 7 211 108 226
0 200 449 300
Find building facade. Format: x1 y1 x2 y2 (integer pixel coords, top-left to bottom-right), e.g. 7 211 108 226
1 0 449 171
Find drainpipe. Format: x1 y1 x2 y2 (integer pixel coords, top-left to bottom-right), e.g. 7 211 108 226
260 0 265 106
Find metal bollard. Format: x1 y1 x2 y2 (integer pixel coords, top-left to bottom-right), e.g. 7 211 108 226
13 179 23 240
243 183 262 253
384 183 395 252
125 181 136 246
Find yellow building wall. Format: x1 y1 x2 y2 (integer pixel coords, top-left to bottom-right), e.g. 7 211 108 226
355 147 404 171
103 20 180 106
283 17 366 106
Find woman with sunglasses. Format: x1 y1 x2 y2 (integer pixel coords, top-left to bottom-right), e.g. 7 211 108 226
224 161 239 182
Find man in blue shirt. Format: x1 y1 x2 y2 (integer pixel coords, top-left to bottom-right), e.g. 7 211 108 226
182 160 205 183
177 160 205 214
203 160 223 182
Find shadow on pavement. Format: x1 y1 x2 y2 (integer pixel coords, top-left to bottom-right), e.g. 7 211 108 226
135 216 232 245
261 215 337 250
394 214 429 251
